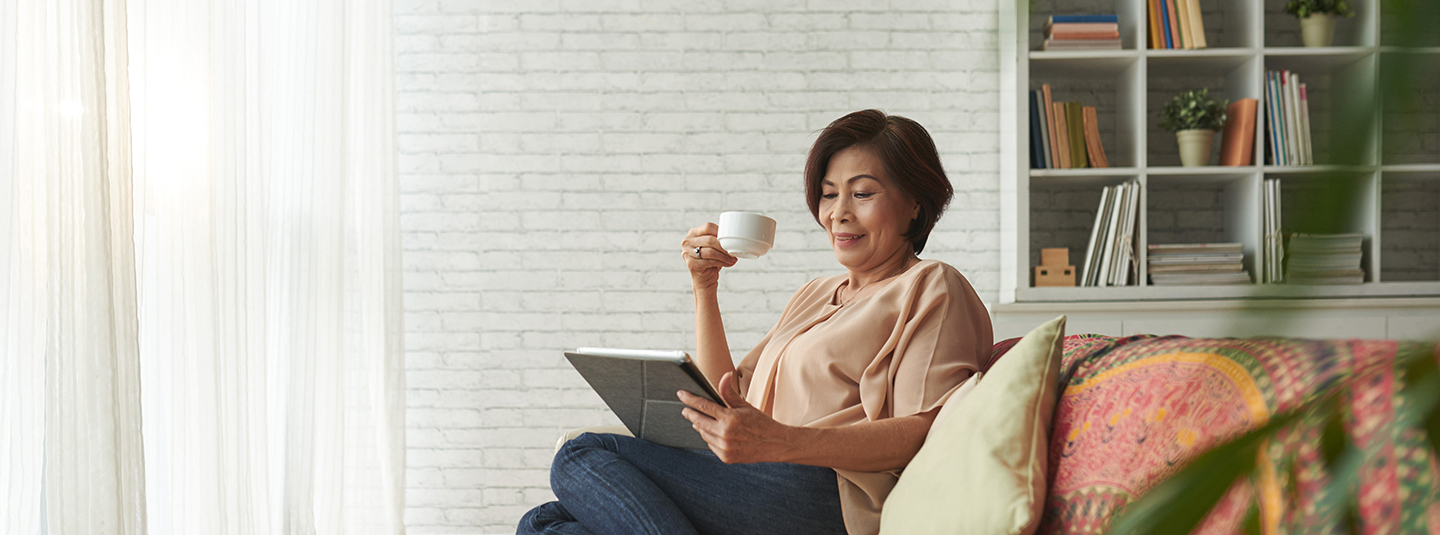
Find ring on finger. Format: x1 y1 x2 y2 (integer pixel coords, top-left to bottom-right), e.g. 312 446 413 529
694 246 702 259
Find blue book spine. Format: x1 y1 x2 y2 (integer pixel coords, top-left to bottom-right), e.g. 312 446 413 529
1158 2 1173 49
1050 14 1119 24
1029 91 1043 169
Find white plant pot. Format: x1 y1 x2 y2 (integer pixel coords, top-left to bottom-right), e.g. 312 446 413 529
1300 14 1336 47
1176 129 1215 167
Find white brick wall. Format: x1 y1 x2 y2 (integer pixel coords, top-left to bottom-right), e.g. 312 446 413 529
395 1 1001 532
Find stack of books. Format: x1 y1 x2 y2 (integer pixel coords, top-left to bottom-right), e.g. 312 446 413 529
1147 243 1251 286
1147 0 1207 49
1030 83 1109 169
1264 70 1313 166
1262 178 1284 283
1043 14 1121 51
1285 233 1365 284
1080 181 1141 287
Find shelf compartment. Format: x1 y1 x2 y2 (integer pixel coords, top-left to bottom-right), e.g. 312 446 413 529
1381 2 1440 48
1271 171 1379 282
1380 51 1440 165
1032 57 1142 169
1028 175 1140 287
1146 173 1260 286
1379 172 1440 282
1134 0 1261 50
1146 54 1260 167
1262 53 1378 166
1027 0 1144 52
1264 0 1377 48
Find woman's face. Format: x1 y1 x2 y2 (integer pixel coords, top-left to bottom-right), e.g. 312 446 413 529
818 145 920 272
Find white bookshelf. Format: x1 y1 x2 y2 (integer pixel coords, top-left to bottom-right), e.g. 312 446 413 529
1000 0 1440 304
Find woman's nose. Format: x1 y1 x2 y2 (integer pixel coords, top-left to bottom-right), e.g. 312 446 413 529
830 197 851 223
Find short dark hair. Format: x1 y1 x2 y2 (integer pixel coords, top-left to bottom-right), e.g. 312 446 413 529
804 110 953 255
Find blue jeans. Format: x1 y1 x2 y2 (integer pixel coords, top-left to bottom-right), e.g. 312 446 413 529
517 432 847 535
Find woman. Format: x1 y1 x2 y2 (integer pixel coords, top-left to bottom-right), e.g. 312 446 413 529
518 110 992 535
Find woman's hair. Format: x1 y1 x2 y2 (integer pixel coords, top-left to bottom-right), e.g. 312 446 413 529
804 109 953 255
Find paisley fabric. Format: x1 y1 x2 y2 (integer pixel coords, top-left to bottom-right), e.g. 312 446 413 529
988 334 1440 535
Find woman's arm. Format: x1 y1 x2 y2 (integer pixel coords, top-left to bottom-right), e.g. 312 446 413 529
679 372 941 472
682 223 738 388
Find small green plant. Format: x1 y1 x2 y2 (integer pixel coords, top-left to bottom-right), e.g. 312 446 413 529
1159 88 1228 133
1284 0 1356 18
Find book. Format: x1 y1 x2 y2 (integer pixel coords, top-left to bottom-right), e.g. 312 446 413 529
1151 272 1254 285
1159 0 1175 48
1112 183 1141 286
1149 242 1243 254
1148 0 1164 49
1081 186 1113 286
1284 71 1301 166
1049 30 1122 40
1176 0 1194 49
1042 84 1059 170
1053 102 1072 169
1029 91 1043 169
1186 0 1207 48
1149 264 1244 273
1166 0 1184 48
1220 98 1258 166
1097 184 1123 285
1036 89 1052 168
1067 102 1088 168
1299 83 1313 165
1267 71 1287 165
1042 39 1123 50
1150 255 1245 264
1045 22 1121 33
1082 105 1109 168
1048 14 1119 24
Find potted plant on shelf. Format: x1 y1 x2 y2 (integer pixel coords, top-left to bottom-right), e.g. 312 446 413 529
1160 88 1227 167
1285 0 1356 47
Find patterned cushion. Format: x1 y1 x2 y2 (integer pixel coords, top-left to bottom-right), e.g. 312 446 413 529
991 334 1440 534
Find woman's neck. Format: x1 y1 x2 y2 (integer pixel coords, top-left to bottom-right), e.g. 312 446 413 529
846 247 917 290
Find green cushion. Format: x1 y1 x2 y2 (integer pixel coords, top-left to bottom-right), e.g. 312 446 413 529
879 315 1066 535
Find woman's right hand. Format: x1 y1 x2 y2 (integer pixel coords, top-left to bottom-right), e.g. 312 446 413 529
682 223 737 291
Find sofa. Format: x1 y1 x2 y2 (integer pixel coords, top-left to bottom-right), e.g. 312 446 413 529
558 324 1440 534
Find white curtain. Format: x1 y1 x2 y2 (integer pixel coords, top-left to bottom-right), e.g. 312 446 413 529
1 0 406 533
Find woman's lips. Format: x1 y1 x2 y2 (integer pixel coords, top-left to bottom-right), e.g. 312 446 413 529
833 233 863 248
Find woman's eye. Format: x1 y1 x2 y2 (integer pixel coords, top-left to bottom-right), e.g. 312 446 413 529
822 193 837 199
854 192 874 199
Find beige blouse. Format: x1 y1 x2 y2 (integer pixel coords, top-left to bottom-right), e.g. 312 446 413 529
735 259 992 535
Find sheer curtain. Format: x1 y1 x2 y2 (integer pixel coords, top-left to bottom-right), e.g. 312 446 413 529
1 0 405 533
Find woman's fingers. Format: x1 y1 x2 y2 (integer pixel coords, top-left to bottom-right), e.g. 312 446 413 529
681 224 737 264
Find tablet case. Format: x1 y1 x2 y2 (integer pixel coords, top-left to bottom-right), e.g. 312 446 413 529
563 350 722 450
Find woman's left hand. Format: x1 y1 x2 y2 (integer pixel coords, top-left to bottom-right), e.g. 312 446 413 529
678 372 797 464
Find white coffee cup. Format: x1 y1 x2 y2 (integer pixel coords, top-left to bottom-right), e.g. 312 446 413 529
717 211 777 259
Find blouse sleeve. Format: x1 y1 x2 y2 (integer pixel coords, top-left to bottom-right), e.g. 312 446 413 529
858 266 992 420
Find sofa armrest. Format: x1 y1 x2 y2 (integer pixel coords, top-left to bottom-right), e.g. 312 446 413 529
554 426 633 453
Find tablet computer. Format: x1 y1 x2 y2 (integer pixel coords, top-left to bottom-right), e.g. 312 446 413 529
563 347 723 450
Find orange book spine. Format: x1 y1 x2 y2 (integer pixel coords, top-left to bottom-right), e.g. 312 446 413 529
1165 0 1183 49
1083 106 1109 168
1148 0 1164 49
1220 98 1258 166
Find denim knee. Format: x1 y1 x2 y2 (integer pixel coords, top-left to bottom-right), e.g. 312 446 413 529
551 432 609 492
